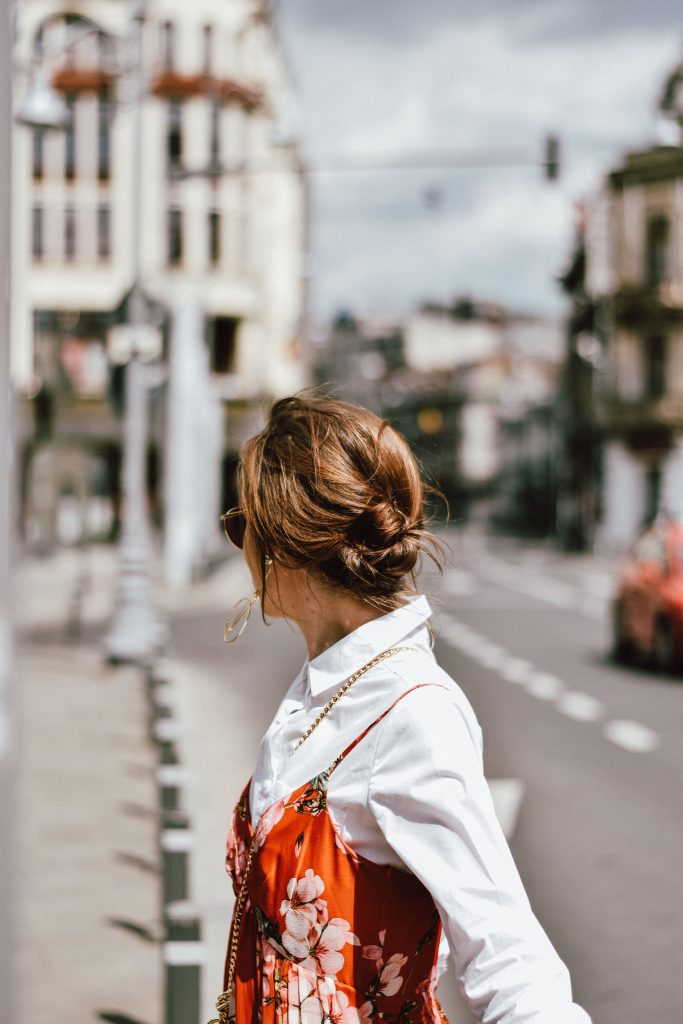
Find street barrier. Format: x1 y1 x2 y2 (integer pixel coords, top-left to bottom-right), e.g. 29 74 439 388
147 662 204 1024
164 901 204 1024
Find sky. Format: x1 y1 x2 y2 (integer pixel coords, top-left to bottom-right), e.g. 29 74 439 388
275 1 681 325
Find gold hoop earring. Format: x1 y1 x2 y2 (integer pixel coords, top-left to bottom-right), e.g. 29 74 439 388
223 558 273 644
223 591 259 643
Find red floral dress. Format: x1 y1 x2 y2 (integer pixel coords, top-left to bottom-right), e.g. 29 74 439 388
224 685 449 1024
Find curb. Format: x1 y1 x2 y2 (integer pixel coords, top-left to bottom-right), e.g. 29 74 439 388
146 660 204 1024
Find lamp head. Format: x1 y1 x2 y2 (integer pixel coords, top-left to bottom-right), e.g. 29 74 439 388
16 68 69 130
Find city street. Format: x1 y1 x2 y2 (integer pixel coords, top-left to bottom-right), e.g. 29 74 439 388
167 528 683 1024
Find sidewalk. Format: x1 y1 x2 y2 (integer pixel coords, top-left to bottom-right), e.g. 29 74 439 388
15 545 161 1024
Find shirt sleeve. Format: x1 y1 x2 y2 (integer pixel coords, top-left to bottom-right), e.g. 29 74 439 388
367 682 592 1024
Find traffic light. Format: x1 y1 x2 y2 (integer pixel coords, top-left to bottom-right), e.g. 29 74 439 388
544 134 560 182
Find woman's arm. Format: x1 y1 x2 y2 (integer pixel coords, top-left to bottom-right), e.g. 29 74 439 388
367 682 592 1024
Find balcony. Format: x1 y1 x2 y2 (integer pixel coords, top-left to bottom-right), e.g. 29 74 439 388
598 393 683 450
151 72 263 110
612 283 683 327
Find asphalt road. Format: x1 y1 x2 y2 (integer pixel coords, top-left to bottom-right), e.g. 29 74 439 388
169 529 683 1024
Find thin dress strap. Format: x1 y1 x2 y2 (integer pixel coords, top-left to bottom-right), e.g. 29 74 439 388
326 683 448 777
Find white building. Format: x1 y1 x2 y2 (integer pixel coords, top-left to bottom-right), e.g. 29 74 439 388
403 301 563 489
12 0 308 580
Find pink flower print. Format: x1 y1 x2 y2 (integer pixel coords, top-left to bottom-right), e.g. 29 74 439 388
259 936 276 998
329 917 360 948
280 869 330 961
377 953 407 998
362 944 382 962
254 798 285 848
362 928 386 962
299 919 346 976
225 828 247 889
287 963 323 1024
326 989 365 1024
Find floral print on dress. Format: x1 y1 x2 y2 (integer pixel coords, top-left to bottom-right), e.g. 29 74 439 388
225 751 446 1024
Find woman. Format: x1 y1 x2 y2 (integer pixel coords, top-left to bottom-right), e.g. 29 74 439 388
211 395 591 1024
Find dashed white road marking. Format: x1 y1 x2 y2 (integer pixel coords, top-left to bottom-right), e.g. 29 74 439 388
472 642 506 670
526 672 563 700
441 616 659 757
501 658 532 685
476 559 578 610
604 719 659 753
557 691 605 722
442 570 476 597
487 778 525 839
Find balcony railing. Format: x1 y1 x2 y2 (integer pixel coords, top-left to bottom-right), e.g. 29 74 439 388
598 392 683 430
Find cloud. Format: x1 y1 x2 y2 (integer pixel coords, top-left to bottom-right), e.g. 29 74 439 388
276 5 681 321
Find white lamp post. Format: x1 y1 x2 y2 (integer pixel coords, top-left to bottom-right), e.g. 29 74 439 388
16 0 166 662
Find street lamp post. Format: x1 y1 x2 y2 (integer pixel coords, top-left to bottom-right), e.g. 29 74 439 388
16 0 165 662
103 0 165 662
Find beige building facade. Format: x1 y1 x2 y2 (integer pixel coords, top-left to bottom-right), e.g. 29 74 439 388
13 0 308 575
588 147 683 548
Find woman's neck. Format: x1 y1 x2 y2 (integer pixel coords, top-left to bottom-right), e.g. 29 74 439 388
296 588 385 661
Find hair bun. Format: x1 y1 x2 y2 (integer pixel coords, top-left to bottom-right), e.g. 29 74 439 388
349 501 410 550
239 395 444 612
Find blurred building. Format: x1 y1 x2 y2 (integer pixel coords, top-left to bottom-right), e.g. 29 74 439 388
315 300 563 522
12 0 308 579
596 146 683 547
557 59 683 552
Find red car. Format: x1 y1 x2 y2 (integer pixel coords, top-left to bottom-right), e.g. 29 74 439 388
612 522 683 673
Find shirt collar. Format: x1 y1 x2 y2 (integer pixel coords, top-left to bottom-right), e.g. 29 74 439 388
306 594 433 698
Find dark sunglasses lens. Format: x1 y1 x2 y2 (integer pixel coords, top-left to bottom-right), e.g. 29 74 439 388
223 511 246 549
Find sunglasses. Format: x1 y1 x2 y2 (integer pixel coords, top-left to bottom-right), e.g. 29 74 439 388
221 507 247 549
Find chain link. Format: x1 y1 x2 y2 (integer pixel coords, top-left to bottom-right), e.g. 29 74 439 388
293 645 414 751
208 644 413 1023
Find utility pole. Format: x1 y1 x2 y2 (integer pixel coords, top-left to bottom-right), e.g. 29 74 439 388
0 0 16 1017
103 0 166 662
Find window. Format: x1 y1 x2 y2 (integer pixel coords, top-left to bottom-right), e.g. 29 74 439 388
644 335 667 401
97 93 111 180
160 21 175 69
65 95 76 180
32 205 44 261
202 24 213 74
645 215 669 287
167 208 183 265
32 129 44 180
64 205 76 261
167 100 183 171
210 317 238 373
97 205 111 260
208 210 221 266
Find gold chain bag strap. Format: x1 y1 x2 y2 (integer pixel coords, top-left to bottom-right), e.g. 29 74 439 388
208 645 415 1023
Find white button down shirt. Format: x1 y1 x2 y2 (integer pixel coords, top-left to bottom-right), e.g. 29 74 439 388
249 595 591 1024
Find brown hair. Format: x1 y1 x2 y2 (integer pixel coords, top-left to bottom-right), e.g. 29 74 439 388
237 394 443 613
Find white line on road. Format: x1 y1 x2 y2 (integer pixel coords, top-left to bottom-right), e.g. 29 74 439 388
439 614 659 757
525 672 564 701
501 658 532 685
442 571 476 597
604 719 659 753
472 642 506 670
476 559 578 610
557 691 605 722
